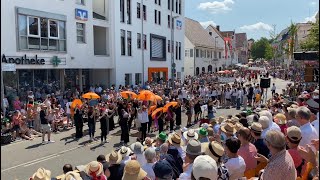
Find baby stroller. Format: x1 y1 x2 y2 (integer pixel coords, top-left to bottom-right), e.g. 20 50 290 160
199 105 209 127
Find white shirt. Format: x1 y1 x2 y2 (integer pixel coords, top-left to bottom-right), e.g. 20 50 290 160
142 163 156 180
179 163 193 180
271 85 276 91
311 120 319 135
66 102 72 114
300 122 319 148
136 153 147 167
261 122 281 138
138 110 149 123
225 91 231 99
225 156 246 180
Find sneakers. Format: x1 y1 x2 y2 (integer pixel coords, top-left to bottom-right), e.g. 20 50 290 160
48 140 55 143
105 140 109 143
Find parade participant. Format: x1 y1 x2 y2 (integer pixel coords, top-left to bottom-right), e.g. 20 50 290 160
137 105 148 141
87 107 96 141
74 105 83 139
120 109 130 145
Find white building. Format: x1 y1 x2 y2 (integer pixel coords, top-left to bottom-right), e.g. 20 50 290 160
184 18 226 76
1 0 185 94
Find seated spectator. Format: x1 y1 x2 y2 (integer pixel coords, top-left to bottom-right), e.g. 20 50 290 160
63 164 73 174
142 148 156 180
224 137 246 180
168 132 186 161
106 151 125 180
237 127 258 179
258 116 270 138
198 128 209 143
256 130 296 180
274 113 288 134
30 168 52 180
286 107 300 127
82 161 107 180
191 155 218 180
97 155 110 177
62 171 83 180
122 160 149 180
118 146 133 165
153 159 174 180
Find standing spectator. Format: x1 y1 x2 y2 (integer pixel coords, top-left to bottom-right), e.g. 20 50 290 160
83 161 107 180
287 107 300 127
224 137 246 180
191 155 218 180
122 160 148 180
153 159 174 180
97 155 111 177
106 151 125 180
65 99 72 127
11 110 22 141
271 83 276 96
40 104 54 144
13 96 22 110
142 148 156 180
296 107 318 148
257 130 296 180
130 142 147 166
250 122 270 158
179 139 202 180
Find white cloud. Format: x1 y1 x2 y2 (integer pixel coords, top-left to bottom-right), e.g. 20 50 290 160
239 22 273 31
200 21 217 28
309 1 317 6
198 0 235 14
304 11 318 23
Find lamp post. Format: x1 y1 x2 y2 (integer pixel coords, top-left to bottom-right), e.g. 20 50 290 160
170 12 179 87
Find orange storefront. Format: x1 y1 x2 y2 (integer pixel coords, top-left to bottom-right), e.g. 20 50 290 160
148 67 168 82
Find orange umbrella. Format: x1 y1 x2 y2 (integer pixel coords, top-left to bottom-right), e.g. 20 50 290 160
71 99 83 109
120 91 137 99
137 90 155 101
152 95 163 104
163 102 178 112
82 92 100 99
152 107 163 119
148 105 157 115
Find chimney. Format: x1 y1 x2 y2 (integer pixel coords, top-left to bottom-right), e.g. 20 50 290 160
216 25 220 31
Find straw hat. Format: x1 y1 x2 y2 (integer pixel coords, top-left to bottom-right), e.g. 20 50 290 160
183 139 202 155
106 150 122 164
62 171 83 180
143 137 154 146
249 122 263 133
202 141 224 162
31 168 51 180
218 116 225 124
234 122 243 131
220 123 237 135
84 161 103 177
118 146 133 158
274 113 287 125
168 133 182 147
193 155 218 180
183 129 199 140
286 126 302 142
122 160 147 180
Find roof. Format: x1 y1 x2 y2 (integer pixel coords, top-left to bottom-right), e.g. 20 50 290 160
220 31 235 38
185 17 216 48
235 33 247 48
206 25 224 39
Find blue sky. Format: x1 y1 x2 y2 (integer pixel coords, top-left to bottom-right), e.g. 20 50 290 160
185 0 319 40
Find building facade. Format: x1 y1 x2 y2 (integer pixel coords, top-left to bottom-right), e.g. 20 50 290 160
184 18 225 76
1 0 185 96
235 33 248 64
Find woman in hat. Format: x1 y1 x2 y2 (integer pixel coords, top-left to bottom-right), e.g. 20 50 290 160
107 151 125 180
83 161 107 180
237 127 258 179
122 160 149 180
274 113 288 134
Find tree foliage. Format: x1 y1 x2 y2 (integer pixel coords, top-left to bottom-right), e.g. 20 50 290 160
251 37 273 60
301 20 319 51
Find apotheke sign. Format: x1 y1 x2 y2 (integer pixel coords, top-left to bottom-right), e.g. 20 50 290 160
2 54 45 65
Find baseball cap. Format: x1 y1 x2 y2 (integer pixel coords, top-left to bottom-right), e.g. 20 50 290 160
153 160 173 179
192 155 218 180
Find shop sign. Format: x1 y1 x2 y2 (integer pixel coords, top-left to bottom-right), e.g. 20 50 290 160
75 8 88 21
2 54 45 65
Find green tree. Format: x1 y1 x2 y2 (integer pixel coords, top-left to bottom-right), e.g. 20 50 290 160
251 37 272 60
301 20 319 51
287 21 298 58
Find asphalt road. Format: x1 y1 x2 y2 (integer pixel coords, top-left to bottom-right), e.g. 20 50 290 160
1 78 291 180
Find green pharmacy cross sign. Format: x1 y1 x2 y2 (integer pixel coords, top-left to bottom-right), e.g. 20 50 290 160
51 56 61 67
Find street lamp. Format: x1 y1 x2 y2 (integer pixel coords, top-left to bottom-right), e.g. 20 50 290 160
170 12 179 87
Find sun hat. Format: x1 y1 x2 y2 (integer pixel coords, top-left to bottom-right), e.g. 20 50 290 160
201 123 209 129
157 132 168 141
153 159 173 179
198 128 208 136
84 161 103 177
118 146 133 158
286 126 302 142
274 113 287 125
106 150 122 164
168 133 182 147
31 168 51 180
183 139 202 155
202 141 224 162
192 155 218 180
313 89 319 94
62 171 83 180
122 160 147 180
218 116 225 124
130 142 144 154
249 122 263 133
183 129 199 140
143 137 154 146
220 123 237 135
234 122 243 131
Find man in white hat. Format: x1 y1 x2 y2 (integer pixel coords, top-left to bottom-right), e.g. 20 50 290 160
296 106 318 148
179 139 202 179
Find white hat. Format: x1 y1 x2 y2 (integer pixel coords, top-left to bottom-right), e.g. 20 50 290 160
192 155 218 180
183 129 199 140
130 142 144 154
313 89 319 94
31 168 51 180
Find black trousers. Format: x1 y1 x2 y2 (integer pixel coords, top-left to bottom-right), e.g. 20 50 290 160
101 129 107 141
75 124 83 138
176 115 181 126
158 118 164 133
170 120 175 131
140 122 147 141
148 115 152 133
120 120 129 143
